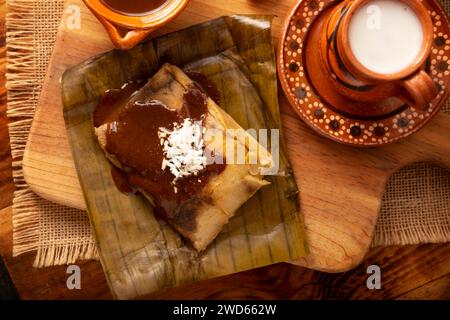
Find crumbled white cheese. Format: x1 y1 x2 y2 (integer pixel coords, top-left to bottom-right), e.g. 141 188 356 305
158 118 207 186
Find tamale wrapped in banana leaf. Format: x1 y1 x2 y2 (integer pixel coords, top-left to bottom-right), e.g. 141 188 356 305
62 15 308 299
94 63 273 251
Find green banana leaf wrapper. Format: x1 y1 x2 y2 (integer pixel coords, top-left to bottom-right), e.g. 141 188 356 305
62 15 308 299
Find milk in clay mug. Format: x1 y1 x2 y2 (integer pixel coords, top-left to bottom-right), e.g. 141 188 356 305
321 0 437 110
83 0 190 50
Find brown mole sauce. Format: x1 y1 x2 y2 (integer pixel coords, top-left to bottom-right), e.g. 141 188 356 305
93 81 144 128
186 71 221 106
110 166 134 194
94 77 225 221
101 0 168 16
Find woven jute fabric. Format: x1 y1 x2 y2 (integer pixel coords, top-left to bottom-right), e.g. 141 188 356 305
6 0 450 267
7 0 98 266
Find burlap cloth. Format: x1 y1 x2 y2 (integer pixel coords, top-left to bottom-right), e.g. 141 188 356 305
6 0 450 268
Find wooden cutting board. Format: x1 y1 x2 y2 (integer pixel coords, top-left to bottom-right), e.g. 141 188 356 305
23 0 450 273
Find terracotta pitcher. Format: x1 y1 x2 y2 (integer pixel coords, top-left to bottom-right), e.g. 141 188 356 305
83 0 190 50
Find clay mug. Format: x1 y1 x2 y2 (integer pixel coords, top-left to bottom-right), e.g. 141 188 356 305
321 0 437 110
83 0 190 50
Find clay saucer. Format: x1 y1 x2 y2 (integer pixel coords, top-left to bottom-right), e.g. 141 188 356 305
278 0 450 147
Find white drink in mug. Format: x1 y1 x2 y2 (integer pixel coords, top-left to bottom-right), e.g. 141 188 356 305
348 0 424 75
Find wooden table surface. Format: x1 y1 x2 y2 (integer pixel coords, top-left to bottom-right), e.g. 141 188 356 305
0 1 449 300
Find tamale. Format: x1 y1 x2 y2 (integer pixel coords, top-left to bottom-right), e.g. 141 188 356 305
94 64 271 251
62 16 307 299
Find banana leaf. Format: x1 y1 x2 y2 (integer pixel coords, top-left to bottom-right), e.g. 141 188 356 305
62 15 308 299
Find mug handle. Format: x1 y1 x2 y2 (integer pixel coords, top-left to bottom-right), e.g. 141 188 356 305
96 14 153 50
397 70 437 111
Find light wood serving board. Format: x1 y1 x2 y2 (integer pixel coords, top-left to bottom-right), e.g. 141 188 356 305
23 0 450 272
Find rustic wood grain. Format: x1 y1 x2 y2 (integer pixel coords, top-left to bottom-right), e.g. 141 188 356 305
0 207 111 299
21 0 450 273
1 206 449 300
0 0 13 211
0 0 449 300
396 274 450 300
